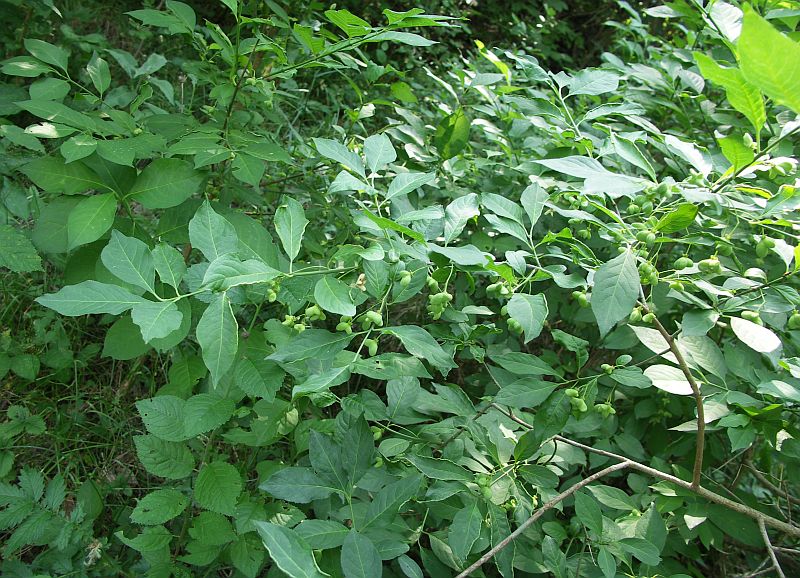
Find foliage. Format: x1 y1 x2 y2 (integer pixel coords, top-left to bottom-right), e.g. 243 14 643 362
3 0 800 577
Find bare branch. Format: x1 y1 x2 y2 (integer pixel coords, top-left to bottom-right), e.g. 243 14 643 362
759 519 787 578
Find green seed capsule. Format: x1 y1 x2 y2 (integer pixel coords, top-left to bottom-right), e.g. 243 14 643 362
674 256 693 270
788 313 800 330
601 363 613 374
642 313 655 323
565 388 580 398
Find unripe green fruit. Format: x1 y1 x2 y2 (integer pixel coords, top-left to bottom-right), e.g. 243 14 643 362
629 308 642 323
426 276 439 291
742 310 761 323
656 182 669 195
267 290 278 302
500 306 508 316
788 313 800 330
133 127 143 135
293 323 306 332
371 426 383 441
306 304 321 318
577 228 591 240
670 281 685 292
674 256 693 270
365 310 384 327
698 257 721 274
636 230 649 243
364 338 378 357
645 232 657 246
641 200 654 214
481 486 493 500
399 274 411 288
577 293 590 308
565 388 580 398
336 322 353 334
282 315 295 327
756 240 770 258
476 474 490 487
373 457 383 468
716 242 733 257
642 312 655 323
601 363 613 374
627 203 640 214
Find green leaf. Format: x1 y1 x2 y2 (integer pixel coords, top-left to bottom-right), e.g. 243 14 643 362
386 172 436 201
642 364 693 395
619 537 661 566
274 196 309 263
152 243 186 289
449 501 481 561
341 530 382 578
235 358 283 401
131 489 188 525
312 138 365 178
260 467 338 503
340 415 374 490
255 522 327 578
739 6 800 113
101 230 156 293
361 209 426 243
314 275 356 316
386 326 456 375
268 329 353 363
194 461 242 515
364 133 396 174
231 153 265 187
86 53 111 95
730 317 781 353
127 158 205 209
598 547 616 578
363 474 422 529
136 395 187 441
21 156 106 194
568 69 619 96
202 256 281 290
131 300 183 343
489 352 559 376
295 520 349 549
36 280 145 315
0 225 42 272
494 379 558 409
24 39 69 72
60 134 97 163
325 9 371 37
189 201 239 262
587 485 637 511
444 193 479 243
184 393 235 437
520 183 548 228
196 293 239 384
434 107 470 160
133 435 194 479
655 203 698 233
406 455 472 482
718 134 755 172
591 249 641 338
66 193 117 250
574 491 603 535
507 293 548 343
1 56 52 77
694 52 765 134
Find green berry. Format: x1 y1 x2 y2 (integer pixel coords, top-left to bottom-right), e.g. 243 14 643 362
669 280 685 292
742 310 761 324
576 293 590 308
365 310 384 327
788 313 800 330
674 256 693 270
293 323 306 332
629 308 642 323
601 363 613 375
642 313 655 324
565 388 580 398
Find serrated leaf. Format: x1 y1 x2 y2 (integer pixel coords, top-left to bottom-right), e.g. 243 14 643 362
131 300 183 343
592 249 641 337
194 461 241 515
255 522 327 578
131 489 188 525
134 435 194 479
0 225 42 272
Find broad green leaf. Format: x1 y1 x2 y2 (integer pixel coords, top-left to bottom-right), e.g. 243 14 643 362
730 317 781 353
274 196 308 263
101 230 156 293
202 256 281 290
0 225 42 272
444 193 479 243
610 133 656 181
152 243 186 289
261 467 338 503
619 537 661 566
489 352 559 376
507 293 548 343
520 183 548 228
66 193 117 250
1 56 52 77
568 69 619 95
739 6 800 114
362 209 426 243
292 366 351 399
494 379 558 409
340 415 374 489
386 326 456 374
184 393 235 437
133 435 194 479
196 293 238 384
449 501 481 561
189 201 239 261
313 138 365 178
231 153 265 187
255 522 327 578
136 395 187 441
127 158 205 209
21 157 106 194
592 249 641 337
130 489 188 525
36 280 145 315
61 134 97 163
295 520 349 549
642 365 694 395
587 485 637 511
234 358 283 401
325 9 371 37
718 134 755 172
434 107 470 160
131 300 183 343
694 52 765 134
398 555 424 578
406 455 471 481
386 172 436 201
364 133 396 174
363 474 422 529
86 53 111 94
655 203 698 233
574 491 603 535
314 275 357 316
268 329 353 363
24 39 68 72
309 430 349 492
341 530 382 578
598 547 616 578
194 461 242 515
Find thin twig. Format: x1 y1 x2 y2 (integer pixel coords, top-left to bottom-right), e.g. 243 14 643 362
639 301 705 488
759 519 787 578
489 404 800 539
748 461 800 507
454 461 631 578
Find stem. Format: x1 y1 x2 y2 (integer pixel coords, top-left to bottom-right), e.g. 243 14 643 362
455 461 631 577
639 301 705 489
759 519 787 578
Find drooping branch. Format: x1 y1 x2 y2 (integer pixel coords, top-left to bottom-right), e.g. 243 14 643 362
759 519 787 578
639 301 705 488
454 461 631 578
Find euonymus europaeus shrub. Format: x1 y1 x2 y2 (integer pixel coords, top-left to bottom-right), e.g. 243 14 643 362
3 0 800 576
